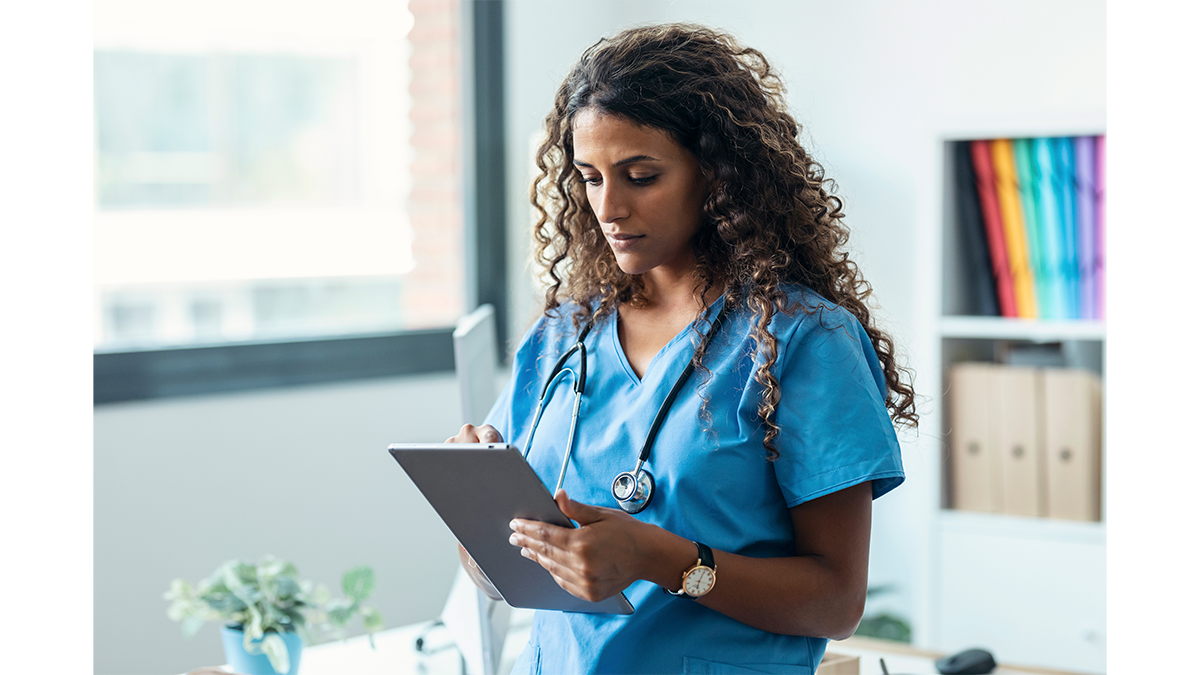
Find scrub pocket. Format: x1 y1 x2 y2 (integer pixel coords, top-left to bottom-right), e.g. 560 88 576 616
509 642 540 675
682 656 814 675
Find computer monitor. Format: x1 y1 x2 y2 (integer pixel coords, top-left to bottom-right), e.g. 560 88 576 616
444 304 511 675
453 303 500 424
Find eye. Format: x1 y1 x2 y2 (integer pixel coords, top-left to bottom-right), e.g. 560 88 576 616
629 174 658 186
578 174 601 186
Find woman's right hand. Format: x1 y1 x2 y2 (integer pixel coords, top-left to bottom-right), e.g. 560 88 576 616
446 423 505 601
444 423 504 444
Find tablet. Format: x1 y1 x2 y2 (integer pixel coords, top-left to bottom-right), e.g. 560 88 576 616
388 443 635 615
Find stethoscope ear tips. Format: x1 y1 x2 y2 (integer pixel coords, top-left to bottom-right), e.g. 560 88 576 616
612 469 655 514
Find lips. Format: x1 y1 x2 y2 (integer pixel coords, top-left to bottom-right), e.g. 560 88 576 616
606 232 644 251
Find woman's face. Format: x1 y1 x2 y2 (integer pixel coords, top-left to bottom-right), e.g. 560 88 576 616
571 108 708 279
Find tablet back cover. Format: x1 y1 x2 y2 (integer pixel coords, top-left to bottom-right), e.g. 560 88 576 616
388 443 634 615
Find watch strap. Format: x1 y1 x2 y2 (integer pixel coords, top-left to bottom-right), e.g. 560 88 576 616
693 541 715 569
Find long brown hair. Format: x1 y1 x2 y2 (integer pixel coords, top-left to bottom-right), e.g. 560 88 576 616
530 23 918 458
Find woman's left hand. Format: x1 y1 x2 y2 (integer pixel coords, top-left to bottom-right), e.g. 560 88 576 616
509 490 653 602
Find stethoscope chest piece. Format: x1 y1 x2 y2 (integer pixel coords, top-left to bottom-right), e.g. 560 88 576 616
524 299 730 519
611 468 655 514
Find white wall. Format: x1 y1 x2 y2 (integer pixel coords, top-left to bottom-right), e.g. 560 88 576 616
94 374 464 675
502 0 1105 646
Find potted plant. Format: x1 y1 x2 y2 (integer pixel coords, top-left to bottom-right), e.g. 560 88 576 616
165 556 385 675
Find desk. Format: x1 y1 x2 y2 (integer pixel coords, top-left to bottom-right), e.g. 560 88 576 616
189 610 1099 675
820 636 1098 675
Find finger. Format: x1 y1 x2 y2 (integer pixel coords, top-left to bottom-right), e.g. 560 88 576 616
519 544 609 603
445 424 471 443
447 423 505 444
476 424 503 443
509 519 580 572
510 518 570 549
516 536 585 589
555 490 606 526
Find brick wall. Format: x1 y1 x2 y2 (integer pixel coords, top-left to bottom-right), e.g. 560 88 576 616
404 0 464 327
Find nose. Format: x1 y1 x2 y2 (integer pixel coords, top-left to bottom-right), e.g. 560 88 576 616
591 180 629 224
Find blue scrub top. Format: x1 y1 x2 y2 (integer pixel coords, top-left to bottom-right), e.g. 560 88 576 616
485 286 904 675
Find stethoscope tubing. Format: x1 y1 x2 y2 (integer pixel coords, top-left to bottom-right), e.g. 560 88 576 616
521 300 730 512
522 325 592 495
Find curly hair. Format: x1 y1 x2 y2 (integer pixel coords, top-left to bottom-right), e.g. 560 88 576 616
529 23 918 459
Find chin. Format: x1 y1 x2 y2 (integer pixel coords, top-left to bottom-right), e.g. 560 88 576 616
610 252 650 276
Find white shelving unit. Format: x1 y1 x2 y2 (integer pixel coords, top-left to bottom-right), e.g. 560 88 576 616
923 134 1107 674
939 316 1106 343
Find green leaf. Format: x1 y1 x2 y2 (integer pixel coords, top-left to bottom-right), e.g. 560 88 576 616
855 612 912 643
181 615 207 640
245 606 265 641
163 578 193 602
261 632 291 674
326 598 354 628
312 583 332 607
297 623 316 648
281 606 307 631
361 606 384 634
221 562 261 608
341 566 375 602
275 576 302 601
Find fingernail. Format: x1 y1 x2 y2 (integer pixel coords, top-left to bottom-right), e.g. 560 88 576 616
508 533 518 546
520 548 532 559
509 520 519 530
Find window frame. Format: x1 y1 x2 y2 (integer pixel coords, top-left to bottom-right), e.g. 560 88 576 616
93 0 508 405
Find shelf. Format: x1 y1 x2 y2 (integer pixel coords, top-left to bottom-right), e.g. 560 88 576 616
938 508 1105 546
938 316 1106 342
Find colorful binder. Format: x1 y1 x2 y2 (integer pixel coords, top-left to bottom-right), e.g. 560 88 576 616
990 139 1038 318
1012 138 1050 318
954 142 1000 316
1073 136 1097 320
1031 138 1067 319
970 140 1018 318
1052 138 1080 319
1094 135 1106 320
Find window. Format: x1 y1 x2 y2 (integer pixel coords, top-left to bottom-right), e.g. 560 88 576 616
93 0 506 402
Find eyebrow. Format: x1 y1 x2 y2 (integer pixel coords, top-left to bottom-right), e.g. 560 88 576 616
573 155 661 169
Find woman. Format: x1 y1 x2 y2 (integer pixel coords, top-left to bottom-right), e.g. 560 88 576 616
449 23 917 674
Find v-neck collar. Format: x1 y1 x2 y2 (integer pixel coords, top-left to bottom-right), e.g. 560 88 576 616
606 294 729 387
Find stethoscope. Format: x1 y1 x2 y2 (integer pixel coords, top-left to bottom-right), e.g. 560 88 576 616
520 300 730 514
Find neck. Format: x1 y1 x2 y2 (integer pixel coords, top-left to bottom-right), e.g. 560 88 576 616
637 265 722 314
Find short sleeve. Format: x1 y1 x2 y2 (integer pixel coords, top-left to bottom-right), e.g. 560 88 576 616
482 309 573 448
770 304 905 506
483 376 516 443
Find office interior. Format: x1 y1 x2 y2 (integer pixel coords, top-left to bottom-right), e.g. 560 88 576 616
85 1 1122 674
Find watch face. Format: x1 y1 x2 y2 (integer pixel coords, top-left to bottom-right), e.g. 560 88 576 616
683 567 715 597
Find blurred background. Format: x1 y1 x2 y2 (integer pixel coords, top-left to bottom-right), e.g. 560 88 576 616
91 1 1107 674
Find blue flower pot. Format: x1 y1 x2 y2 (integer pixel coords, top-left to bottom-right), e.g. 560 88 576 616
220 624 303 675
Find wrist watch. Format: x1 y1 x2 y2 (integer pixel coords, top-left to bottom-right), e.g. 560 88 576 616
667 541 716 599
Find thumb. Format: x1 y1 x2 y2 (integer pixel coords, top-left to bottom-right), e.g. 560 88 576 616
555 490 604 525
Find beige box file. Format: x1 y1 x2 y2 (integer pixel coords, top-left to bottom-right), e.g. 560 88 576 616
948 363 1001 512
1042 368 1103 521
994 366 1046 517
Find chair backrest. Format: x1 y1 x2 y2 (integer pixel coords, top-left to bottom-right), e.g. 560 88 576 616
453 304 499 425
